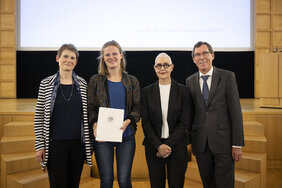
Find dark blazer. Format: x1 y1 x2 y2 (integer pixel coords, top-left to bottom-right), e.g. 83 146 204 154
186 67 244 154
141 79 192 150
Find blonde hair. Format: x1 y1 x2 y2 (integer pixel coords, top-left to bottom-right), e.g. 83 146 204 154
98 40 126 75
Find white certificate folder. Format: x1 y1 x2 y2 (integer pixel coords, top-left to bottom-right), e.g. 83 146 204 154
96 107 124 142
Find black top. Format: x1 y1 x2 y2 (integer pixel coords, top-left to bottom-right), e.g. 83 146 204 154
50 84 82 140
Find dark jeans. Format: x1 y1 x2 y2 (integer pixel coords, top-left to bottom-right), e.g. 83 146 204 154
47 139 85 188
94 135 135 188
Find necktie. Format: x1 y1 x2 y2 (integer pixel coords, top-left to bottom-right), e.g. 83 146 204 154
201 75 209 106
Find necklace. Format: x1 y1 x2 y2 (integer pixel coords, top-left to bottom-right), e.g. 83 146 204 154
60 84 74 102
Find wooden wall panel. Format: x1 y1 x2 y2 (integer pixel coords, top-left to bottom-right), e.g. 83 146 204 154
256 31 271 47
257 0 271 13
0 31 15 46
0 14 14 29
255 49 268 97
255 49 268 66
273 32 282 46
259 53 282 108
273 15 282 30
259 54 279 98
256 15 271 29
0 0 16 98
0 64 15 81
256 0 282 98
273 0 282 13
279 55 282 98
0 82 16 98
0 0 15 11
0 48 15 62
254 66 260 97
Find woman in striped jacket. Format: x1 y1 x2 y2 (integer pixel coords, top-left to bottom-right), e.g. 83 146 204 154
34 44 93 188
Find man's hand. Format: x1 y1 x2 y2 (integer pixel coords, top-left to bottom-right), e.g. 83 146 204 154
232 147 242 162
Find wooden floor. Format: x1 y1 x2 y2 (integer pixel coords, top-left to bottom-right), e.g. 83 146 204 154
1 98 282 188
267 168 282 188
81 168 282 188
79 178 203 188
79 169 282 188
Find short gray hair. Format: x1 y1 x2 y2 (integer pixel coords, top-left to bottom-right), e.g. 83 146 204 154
155 53 172 65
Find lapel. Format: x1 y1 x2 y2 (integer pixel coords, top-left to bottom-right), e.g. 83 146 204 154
121 74 131 112
208 67 220 107
193 72 206 108
47 73 59 115
167 80 177 123
152 82 163 125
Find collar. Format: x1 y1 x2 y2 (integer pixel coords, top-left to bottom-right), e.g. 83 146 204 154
52 71 79 86
199 66 213 78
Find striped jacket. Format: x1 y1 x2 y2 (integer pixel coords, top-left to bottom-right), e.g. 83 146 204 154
34 72 93 169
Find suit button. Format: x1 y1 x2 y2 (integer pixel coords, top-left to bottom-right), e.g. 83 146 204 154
204 123 207 127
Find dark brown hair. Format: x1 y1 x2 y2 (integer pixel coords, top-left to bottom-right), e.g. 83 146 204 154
57 44 79 59
192 41 214 58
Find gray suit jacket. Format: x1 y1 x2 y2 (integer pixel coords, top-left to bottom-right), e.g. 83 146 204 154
186 67 244 154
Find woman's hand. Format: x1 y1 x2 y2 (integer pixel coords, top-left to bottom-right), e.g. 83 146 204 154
93 122 105 142
120 119 131 133
157 144 171 158
93 122 97 137
36 149 45 162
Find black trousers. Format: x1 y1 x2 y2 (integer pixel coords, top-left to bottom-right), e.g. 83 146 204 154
194 141 234 188
47 139 85 188
145 139 188 188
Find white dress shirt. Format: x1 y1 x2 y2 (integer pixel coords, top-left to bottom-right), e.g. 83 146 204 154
199 66 213 93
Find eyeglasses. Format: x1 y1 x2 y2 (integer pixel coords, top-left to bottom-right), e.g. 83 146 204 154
154 63 171 70
194 51 210 59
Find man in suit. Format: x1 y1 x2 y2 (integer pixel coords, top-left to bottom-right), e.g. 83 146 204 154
186 41 245 188
142 53 191 188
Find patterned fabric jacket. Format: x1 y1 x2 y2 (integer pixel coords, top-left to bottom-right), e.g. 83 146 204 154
34 72 93 169
88 73 141 134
